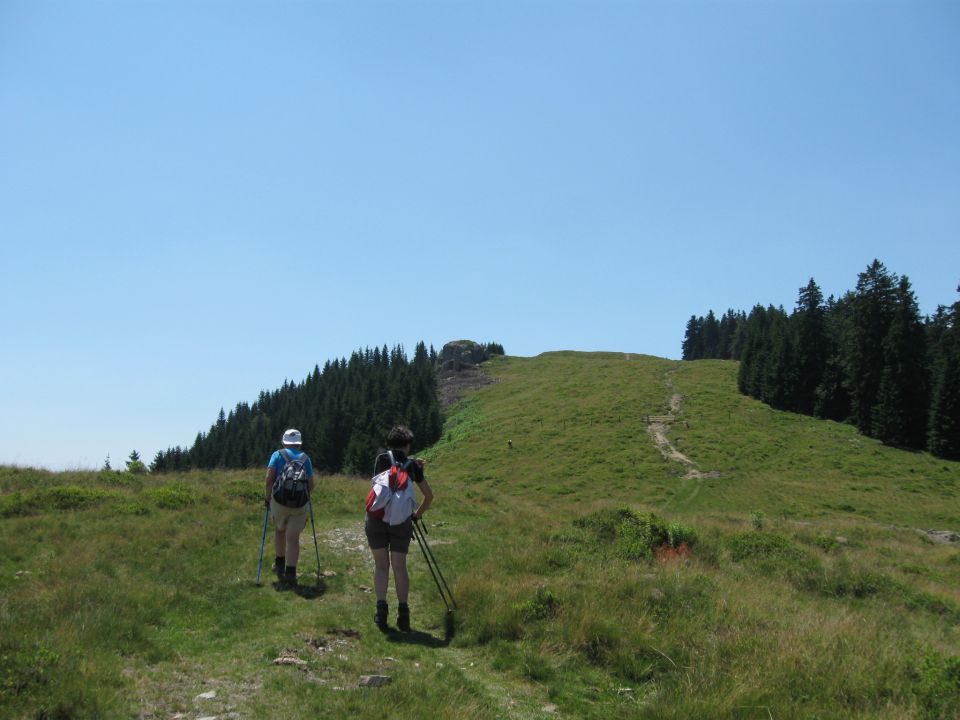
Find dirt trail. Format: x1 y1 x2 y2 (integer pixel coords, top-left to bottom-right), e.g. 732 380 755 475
648 377 720 481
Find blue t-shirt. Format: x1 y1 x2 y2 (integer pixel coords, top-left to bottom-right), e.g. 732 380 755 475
268 448 314 478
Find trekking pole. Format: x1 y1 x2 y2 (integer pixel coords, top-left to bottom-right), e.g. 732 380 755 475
307 495 322 579
255 505 270 586
412 522 452 612
417 520 457 612
413 519 458 611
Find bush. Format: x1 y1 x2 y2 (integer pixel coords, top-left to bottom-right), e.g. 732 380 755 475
667 521 699 548
147 484 196 509
729 531 807 563
913 650 960 719
47 486 117 510
224 480 263 502
0 643 59 699
117 502 150 516
97 470 141 487
574 508 698 561
0 487 118 517
513 588 561 622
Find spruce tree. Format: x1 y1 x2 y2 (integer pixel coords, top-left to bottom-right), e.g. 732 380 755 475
682 315 703 360
928 289 960 458
703 310 721 358
848 260 897 436
794 278 829 415
871 276 929 447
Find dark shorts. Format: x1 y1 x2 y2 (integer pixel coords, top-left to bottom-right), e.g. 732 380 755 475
365 515 414 554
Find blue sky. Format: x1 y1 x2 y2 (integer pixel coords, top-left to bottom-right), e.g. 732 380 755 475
1 0 958 470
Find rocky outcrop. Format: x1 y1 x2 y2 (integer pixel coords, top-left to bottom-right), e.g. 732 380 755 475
435 340 497 408
436 340 491 372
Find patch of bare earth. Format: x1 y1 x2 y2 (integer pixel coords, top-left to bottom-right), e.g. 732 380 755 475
436 366 494 408
648 389 720 480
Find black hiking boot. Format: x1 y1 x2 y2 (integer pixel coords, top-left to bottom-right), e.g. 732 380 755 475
374 601 389 630
397 603 411 632
283 566 297 588
273 557 285 576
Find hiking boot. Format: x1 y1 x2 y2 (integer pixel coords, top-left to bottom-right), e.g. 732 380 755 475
374 601 389 629
273 557 285 576
397 603 411 632
283 567 297 588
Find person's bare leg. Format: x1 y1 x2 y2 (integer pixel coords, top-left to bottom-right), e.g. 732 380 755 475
274 528 285 559
372 548 390 601
285 529 301 568
391 552 409 604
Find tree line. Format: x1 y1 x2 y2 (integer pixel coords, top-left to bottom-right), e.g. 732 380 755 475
681 310 748 361
151 342 445 475
682 260 960 459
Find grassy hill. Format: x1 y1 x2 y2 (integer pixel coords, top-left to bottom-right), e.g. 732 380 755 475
2 352 958 719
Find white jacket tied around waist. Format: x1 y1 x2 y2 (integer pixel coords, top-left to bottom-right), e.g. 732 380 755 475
368 465 417 525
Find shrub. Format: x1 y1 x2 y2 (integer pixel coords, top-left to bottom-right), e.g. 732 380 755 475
97 470 141 487
0 492 28 518
729 531 806 563
47 486 116 510
0 644 59 699
513 588 561 622
913 650 960 719
574 508 697 561
0 487 117 517
224 480 263 502
117 502 150 516
667 521 699 548
147 484 196 509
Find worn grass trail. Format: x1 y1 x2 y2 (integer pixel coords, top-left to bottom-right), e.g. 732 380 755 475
1 352 959 719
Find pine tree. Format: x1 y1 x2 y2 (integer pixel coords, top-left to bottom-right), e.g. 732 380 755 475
703 310 720 358
764 308 796 410
126 450 147 475
848 260 898 436
682 315 703 360
871 276 929 447
794 278 829 415
928 288 960 458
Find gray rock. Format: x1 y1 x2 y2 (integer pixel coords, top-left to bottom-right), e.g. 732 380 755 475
273 656 307 666
195 691 217 701
437 340 491 372
359 675 392 688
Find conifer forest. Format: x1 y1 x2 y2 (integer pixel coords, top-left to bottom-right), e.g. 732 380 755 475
682 260 960 459
150 342 445 475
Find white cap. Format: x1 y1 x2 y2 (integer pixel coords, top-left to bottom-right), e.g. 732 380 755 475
282 428 302 446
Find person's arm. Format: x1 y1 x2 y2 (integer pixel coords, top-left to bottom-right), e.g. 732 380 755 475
264 468 276 507
414 479 433 519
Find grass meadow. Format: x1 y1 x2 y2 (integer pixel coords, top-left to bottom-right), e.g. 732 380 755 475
1 352 958 719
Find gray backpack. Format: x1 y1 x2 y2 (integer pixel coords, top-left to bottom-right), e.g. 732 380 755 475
272 449 310 508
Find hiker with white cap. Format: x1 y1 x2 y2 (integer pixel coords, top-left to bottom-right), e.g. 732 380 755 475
264 429 315 587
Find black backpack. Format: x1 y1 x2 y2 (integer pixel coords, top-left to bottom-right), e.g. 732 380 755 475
272 449 311 508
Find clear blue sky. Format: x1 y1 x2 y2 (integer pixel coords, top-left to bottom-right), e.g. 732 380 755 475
2 1 958 471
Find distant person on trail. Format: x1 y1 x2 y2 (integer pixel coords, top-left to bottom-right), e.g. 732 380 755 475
264 428 315 587
365 425 433 631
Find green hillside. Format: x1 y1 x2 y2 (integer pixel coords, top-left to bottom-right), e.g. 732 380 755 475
2 352 958 719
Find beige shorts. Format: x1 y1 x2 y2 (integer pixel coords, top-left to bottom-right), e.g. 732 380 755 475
271 500 309 533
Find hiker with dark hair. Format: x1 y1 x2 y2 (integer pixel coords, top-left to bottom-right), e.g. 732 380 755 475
264 429 315 587
365 424 433 631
